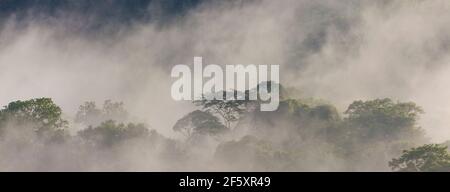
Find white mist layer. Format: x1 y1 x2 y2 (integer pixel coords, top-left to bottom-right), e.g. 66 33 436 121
0 0 450 171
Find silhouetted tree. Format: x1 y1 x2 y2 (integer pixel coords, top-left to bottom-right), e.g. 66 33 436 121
173 110 228 138
194 91 250 129
389 144 450 172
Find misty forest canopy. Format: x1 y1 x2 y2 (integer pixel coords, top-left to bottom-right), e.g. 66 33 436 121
0 92 449 171
75 100 128 127
2 0 450 172
173 110 229 138
0 98 68 142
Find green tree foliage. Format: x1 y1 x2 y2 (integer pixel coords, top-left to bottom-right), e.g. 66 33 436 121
332 99 427 170
277 99 340 122
389 144 450 172
78 120 148 147
75 100 128 126
0 98 68 141
344 98 425 141
0 95 439 171
173 110 228 138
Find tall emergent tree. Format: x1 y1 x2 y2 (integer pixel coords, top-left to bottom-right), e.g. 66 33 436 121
194 91 250 129
173 110 228 138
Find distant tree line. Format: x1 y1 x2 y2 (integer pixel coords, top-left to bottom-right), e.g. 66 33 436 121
0 86 449 171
